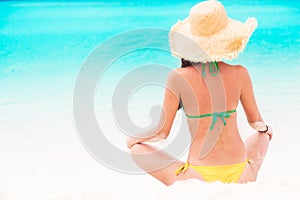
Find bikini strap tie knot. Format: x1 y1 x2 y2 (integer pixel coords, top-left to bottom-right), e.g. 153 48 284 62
182 109 237 131
209 111 233 130
202 61 220 77
175 162 189 175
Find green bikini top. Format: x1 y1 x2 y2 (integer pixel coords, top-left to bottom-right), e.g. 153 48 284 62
180 61 236 131
183 107 236 131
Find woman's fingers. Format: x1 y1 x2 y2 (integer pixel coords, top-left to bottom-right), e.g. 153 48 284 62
126 137 141 149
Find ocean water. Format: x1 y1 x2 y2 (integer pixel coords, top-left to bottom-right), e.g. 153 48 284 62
0 0 300 199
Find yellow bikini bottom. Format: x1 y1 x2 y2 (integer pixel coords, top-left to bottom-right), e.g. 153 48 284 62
175 160 251 183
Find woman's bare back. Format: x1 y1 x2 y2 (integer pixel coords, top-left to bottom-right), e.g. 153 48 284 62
176 62 252 165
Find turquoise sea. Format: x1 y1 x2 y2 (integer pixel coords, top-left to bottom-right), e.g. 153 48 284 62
0 1 300 199
1 0 299 137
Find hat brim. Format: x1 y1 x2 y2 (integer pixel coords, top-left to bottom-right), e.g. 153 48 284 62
169 17 257 62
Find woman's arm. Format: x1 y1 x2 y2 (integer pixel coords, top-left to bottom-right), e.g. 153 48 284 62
240 66 264 124
127 70 181 149
239 66 272 139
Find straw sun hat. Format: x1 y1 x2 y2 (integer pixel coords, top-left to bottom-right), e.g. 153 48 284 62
169 0 257 62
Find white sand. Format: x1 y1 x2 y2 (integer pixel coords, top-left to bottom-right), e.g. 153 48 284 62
1 87 300 200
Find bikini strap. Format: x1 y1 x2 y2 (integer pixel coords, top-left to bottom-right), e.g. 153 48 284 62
185 109 237 130
208 110 236 130
202 61 220 77
175 162 189 175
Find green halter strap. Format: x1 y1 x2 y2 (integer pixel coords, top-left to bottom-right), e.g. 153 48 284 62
201 61 220 77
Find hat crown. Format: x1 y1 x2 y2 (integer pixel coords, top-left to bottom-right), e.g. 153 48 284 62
189 0 228 36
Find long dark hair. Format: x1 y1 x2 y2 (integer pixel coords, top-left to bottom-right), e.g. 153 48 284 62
181 58 202 68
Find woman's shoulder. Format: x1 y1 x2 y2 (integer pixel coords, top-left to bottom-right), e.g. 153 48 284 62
166 67 195 85
167 67 188 79
223 62 246 70
166 68 184 82
223 63 249 75
173 66 196 76
234 64 248 72
234 64 250 78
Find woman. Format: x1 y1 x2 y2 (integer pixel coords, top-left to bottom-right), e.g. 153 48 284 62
127 0 273 186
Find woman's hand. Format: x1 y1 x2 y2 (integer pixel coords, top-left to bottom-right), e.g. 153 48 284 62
126 133 167 149
250 122 273 141
258 125 273 141
126 137 142 149
266 126 273 141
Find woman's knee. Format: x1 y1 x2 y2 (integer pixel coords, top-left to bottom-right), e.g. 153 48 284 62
245 132 269 150
238 164 257 183
130 144 149 166
131 143 159 155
